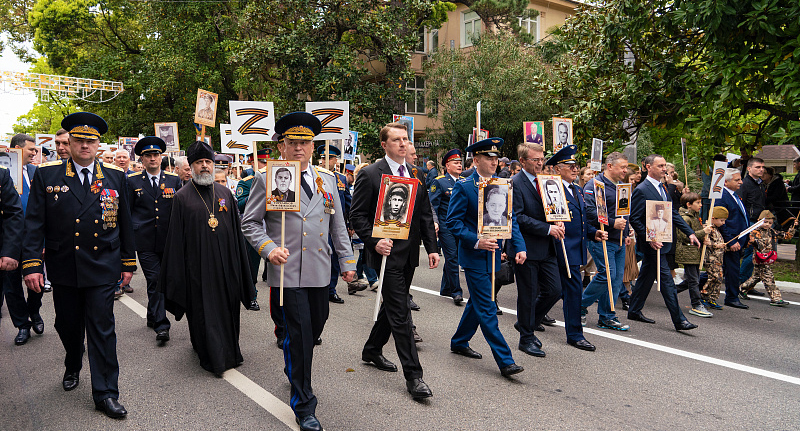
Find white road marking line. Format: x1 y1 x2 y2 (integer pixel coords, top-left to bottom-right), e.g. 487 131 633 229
410 285 800 386
722 291 799 306
118 295 298 430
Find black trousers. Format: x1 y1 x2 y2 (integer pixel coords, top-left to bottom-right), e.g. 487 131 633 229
270 286 286 340
137 251 170 332
514 257 562 345
723 249 742 301
281 286 329 417
363 260 422 380
2 267 43 329
629 253 686 325
52 283 119 403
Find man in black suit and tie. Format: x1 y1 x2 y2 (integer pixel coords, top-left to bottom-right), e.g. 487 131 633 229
628 154 701 330
719 168 750 309
350 121 439 400
511 142 563 357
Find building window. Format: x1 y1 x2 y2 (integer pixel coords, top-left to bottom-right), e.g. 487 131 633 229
429 28 439 53
462 11 481 47
415 27 425 53
518 14 539 42
406 76 426 114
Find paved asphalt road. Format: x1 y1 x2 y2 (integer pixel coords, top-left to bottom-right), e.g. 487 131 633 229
2 252 798 430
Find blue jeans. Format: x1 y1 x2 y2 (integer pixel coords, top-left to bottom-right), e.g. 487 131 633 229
356 250 378 284
581 240 625 322
739 246 754 285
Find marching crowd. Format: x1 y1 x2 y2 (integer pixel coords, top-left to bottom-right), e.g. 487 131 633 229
1 111 796 431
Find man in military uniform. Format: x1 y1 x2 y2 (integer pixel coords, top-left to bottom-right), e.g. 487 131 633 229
22 112 135 418
429 148 464 305
317 144 353 304
242 112 356 431
126 136 182 343
214 153 238 194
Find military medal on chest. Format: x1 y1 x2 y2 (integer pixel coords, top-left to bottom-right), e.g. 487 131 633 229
100 188 119 229
316 176 335 214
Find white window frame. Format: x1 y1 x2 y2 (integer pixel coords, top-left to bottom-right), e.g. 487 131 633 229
461 11 481 48
405 76 426 115
518 13 540 42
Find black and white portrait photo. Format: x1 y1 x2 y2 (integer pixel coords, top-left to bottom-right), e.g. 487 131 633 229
382 182 410 223
266 160 301 212
537 174 571 222
0 148 23 194
552 117 573 152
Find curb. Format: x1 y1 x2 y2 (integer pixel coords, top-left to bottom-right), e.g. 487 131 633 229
674 268 800 296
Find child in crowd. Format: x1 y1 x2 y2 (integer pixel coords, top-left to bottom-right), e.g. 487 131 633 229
676 193 713 317
701 206 728 309
739 211 797 306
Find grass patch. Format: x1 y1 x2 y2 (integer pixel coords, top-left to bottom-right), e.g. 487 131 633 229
772 260 800 283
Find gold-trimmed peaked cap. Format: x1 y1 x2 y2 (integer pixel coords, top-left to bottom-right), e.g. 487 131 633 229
61 112 108 140
134 136 166 156
466 137 503 157
546 144 577 166
275 111 322 141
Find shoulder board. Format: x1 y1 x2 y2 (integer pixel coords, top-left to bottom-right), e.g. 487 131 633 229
127 171 141 177
258 167 267 173
165 171 179 176
103 163 123 171
39 160 62 168
241 175 253 181
436 175 445 179
315 167 334 176
458 178 469 183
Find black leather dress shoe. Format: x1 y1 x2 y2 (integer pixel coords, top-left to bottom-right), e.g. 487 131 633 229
362 353 397 372
329 293 344 304
519 343 546 357
451 346 482 359
534 324 545 332
542 314 556 326
408 297 420 311
627 312 655 324
156 329 170 342
675 320 698 331
295 414 322 431
406 378 432 399
95 398 127 419
63 371 80 391
532 335 542 349
500 363 524 377
14 328 31 345
621 298 630 310
31 314 45 335
453 294 463 305
725 300 749 309
248 299 260 311
314 337 322 345
568 339 596 351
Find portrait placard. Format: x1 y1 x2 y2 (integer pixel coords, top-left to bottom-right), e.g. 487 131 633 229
118 137 138 160
590 138 603 172
154 122 180 152
523 121 545 146
593 179 609 226
229 101 275 142
646 200 672 242
537 174 570 222
552 117 573 152
342 131 358 161
477 178 513 239
708 160 728 200
1 148 23 194
121 143 135 161
472 127 489 144
681 138 688 167
265 160 301 212
307 101 349 141
194 88 218 128
373 174 418 240
195 136 211 146
392 115 415 144
220 124 255 155
616 183 632 216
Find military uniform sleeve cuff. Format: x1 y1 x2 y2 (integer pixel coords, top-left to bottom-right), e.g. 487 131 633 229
122 259 137 271
259 241 276 259
338 255 357 273
21 259 43 275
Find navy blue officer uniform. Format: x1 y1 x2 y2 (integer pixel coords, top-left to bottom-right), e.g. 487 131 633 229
126 137 182 340
447 138 526 376
428 149 463 301
317 144 352 303
21 112 135 417
546 146 599 351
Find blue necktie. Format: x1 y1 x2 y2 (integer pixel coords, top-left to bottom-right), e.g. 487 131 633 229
21 169 29 214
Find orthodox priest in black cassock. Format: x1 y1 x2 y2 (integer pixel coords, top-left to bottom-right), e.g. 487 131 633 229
159 141 255 375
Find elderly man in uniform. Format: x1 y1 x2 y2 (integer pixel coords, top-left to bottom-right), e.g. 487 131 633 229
23 112 136 418
447 138 527 377
242 112 356 431
126 136 182 343
547 145 606 351
317 144 353 304
429 149 464 305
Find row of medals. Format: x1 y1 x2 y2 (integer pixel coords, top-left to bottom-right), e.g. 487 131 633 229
101 194 119 229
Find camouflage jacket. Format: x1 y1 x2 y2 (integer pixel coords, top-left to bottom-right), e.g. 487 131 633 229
747 225 795 255
704 226 725 266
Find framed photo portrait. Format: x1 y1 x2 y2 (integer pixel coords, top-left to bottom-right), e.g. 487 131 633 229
265 160 301 212
616 183 632 216
472 127 489 144
155 122 180 152
590 138 603 172
477 178 513 239
523 121 545 146
373 174 419 240
537 174 570 222
593 179 609 226
646 200 672 242
343 131 358 161
392 115 415 144
194 89 219 128
1 148 23 194
552 117 573 152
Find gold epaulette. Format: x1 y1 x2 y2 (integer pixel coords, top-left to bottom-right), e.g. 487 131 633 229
258 167 267 173
127 171 141 177
241 175 253 181
315 167 334 176
0 165 6 169
435 175 445 179
103 163 123 171
39 160 62 168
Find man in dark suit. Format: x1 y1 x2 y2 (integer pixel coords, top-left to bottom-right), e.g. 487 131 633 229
425 160 438 187
0 161 25 327
126 136 182 342
627 154 700 330
350 121 439 400
4 133 45 345
548 145 605 351
511 142 563 357
23 112 136 418
736 157 766 293
719 168 750 309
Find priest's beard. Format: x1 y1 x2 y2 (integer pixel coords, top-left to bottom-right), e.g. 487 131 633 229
193 171 214 186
